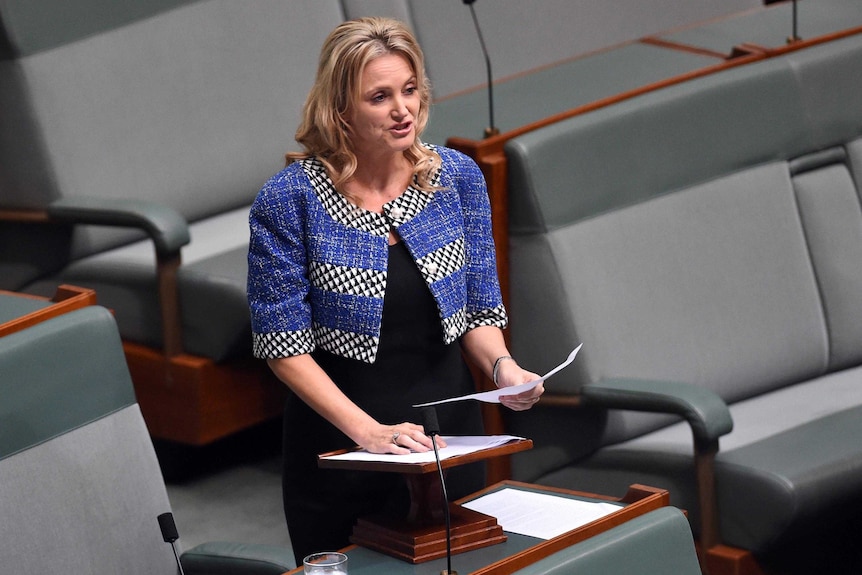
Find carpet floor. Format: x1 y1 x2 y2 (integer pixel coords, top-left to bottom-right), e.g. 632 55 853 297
157 418 294 566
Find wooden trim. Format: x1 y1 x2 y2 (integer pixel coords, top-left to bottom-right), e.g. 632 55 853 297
124 340 285 445
0 208 51 222
156 253 184 357
640 36 729 59
458 482 669 575
729 42 771 58
695 440 722 550
0 285 97 338
702 544 766 575
536 394 583 408
763 24 862 56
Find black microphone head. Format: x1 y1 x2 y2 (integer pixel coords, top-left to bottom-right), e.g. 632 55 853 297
421 406 440 436
463 0 477 4
158 512 180 543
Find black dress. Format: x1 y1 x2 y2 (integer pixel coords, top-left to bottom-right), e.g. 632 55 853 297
282 240 485 563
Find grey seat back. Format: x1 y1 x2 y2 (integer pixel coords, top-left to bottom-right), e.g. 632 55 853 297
0 0 344 289
0 306 177 573
504 33 862 463
785 36 862 372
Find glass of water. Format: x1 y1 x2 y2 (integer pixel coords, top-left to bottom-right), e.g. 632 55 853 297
303 551 348 574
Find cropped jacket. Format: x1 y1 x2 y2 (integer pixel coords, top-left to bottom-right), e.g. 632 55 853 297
247 145 507 364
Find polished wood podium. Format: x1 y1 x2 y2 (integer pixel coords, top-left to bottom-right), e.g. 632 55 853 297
318 438 534 564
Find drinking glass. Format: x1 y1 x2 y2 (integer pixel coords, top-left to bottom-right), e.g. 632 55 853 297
303 551 348 574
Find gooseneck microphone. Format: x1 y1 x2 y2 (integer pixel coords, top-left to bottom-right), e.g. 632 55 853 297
158 512 187 575
462 0 499 138
421 406 457 575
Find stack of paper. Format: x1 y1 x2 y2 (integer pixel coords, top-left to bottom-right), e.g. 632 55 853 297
462 488 622 540
320 435 525 465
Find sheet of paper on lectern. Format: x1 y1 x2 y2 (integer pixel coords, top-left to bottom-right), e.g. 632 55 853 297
462 487 622 540
320 435 525 465
413 343 583 407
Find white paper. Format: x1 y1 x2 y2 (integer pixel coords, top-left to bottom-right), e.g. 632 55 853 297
462 487 622 540
320 435 524 464
413 344 583 408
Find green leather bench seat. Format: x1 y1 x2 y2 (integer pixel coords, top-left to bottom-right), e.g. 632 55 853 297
503 31 862 557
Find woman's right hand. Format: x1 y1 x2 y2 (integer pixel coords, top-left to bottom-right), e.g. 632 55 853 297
366 422 447 454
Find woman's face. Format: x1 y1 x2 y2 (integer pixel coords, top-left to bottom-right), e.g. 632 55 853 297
347 53 419 160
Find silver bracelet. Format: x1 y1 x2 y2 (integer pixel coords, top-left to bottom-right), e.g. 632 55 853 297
492 355 515 387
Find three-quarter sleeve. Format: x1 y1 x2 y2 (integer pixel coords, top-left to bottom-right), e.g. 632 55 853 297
247 166 316 359
445 149 508 331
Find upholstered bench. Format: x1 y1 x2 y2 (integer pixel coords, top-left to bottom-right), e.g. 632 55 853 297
502 31 862 572
0 306 295 573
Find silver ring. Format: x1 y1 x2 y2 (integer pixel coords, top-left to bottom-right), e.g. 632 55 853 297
392 432 401 445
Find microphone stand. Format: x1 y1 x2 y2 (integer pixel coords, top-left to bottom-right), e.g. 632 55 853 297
432 434 455 575
463 0 499 138
787 0 801 44
422 406 457 575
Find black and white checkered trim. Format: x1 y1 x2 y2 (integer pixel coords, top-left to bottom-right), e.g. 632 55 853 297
314 325 380 363
384 187 432 226
467 305 508 329
309 261 386 299
301 159 388 236
440 309 466 344
417 237 465 283
301 157 438 236
438 305 508 345
253 330 314 359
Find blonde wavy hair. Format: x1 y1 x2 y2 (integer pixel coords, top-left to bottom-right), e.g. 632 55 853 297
287 17 441 192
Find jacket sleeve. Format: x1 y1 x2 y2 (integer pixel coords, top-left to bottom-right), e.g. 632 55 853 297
247 167 316 359
445 148 508 331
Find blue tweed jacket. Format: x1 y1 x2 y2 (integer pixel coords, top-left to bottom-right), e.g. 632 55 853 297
247 145 507 363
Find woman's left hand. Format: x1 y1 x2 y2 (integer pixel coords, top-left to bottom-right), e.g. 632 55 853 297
495 360 543 411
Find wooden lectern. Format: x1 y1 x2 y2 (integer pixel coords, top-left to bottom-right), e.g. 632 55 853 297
318 438 533 564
